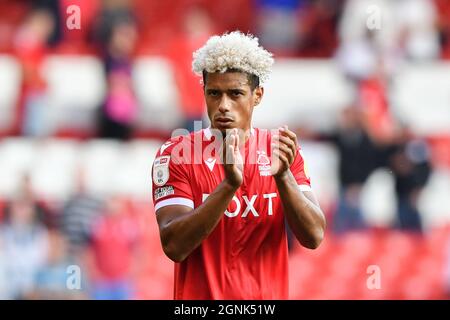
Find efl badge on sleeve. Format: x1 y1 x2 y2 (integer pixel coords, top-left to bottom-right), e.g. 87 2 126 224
153 156 170 186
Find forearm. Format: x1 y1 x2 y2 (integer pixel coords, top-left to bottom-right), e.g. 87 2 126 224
274 170 326 249
161 180 238 261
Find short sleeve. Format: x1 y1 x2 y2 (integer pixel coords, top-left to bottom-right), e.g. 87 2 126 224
289 146 312 192
152 142 194 212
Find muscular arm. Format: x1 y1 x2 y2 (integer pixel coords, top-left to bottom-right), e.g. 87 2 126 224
274 170 326 249
155 129 243 262
156 180 238 262
272 126 326 249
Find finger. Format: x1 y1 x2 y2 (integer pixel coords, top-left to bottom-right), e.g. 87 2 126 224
234 129 239 151
277 143 295 164
271 147 282 167
276 134 295 149
279 126 297 141
278 150 289 167
225 134 235 165
273 135 296 158
279 126 298 149
228 145 235 165
272 147 289 167
272 143 290 163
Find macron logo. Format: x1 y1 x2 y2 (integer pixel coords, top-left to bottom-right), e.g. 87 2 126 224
205 158 216 172
160 141 175 154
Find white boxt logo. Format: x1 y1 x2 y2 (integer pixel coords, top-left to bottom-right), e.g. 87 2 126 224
257 150 271 176
203 193 277 217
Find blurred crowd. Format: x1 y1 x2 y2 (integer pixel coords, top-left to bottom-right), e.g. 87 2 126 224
1 0 450 299
0 170 147 299
0 0 449 138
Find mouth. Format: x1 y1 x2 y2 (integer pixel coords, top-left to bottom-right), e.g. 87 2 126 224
215 117 234 127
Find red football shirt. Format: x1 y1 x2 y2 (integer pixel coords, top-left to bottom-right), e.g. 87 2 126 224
152 127 311 299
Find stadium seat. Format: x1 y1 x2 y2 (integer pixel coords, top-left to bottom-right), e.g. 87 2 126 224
112 139 162 198
0 55 21 133
400 271 442 300
391 62 450 136
419 170 450 228
289 254 316 298
80 139 124 196
336 231 376 263
31 139 80 200
0 138 37 197
253 59 354 130
300 141 339 212
133 57 183 132
41 55 106 136
360 168 397 228
135 275 173 300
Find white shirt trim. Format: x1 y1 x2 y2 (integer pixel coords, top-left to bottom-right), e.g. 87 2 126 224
154 197 194 211
298 184 312 192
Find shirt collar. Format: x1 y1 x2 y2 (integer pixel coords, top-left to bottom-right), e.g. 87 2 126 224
204 127 255 141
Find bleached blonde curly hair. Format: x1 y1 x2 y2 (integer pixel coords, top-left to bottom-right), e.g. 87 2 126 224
192 31 274 84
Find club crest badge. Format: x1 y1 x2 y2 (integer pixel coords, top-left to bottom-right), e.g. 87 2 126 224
257 151 271 176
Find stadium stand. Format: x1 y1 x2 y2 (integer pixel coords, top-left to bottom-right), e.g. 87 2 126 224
0 55 21 134
1 0 450 300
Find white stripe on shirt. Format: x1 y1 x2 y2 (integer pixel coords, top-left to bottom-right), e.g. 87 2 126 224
154 197 195 211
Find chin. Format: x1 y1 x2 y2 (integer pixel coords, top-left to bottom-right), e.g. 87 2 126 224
214 122 235 132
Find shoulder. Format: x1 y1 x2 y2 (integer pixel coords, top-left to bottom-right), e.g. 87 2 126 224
154 131 201 157
155 135 185 158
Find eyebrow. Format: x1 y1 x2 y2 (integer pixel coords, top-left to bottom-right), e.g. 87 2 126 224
205 88 246 93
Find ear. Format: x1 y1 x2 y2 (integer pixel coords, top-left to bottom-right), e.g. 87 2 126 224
253 87 264 106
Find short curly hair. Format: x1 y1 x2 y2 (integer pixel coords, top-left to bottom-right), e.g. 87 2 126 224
192 31 274 86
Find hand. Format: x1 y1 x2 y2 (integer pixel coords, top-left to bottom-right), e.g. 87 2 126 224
222 128 244 188
271 125 298 178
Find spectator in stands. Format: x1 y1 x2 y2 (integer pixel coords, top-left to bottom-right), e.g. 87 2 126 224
95 4 138 140
296 0 343 57
0 236 7 299
87 195 139 300
255 0 302 56
16 172 55 229
395 0 440 61
0 196 49 299
339 0 439 64
357 57 399 146
60 166 103 259
445 234 450 298
13 7 55 137
435 0 450 59
30 230 87 299
167 5 214 132
388 131 431 232
324 106 379 234
58 0 101 51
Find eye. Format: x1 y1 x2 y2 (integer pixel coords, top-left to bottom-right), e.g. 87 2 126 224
231 90 243 97
208 90 219 97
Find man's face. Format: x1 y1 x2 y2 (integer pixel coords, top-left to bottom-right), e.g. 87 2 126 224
204 72 263 134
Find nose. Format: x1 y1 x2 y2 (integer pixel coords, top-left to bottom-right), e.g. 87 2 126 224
218 95 231 113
